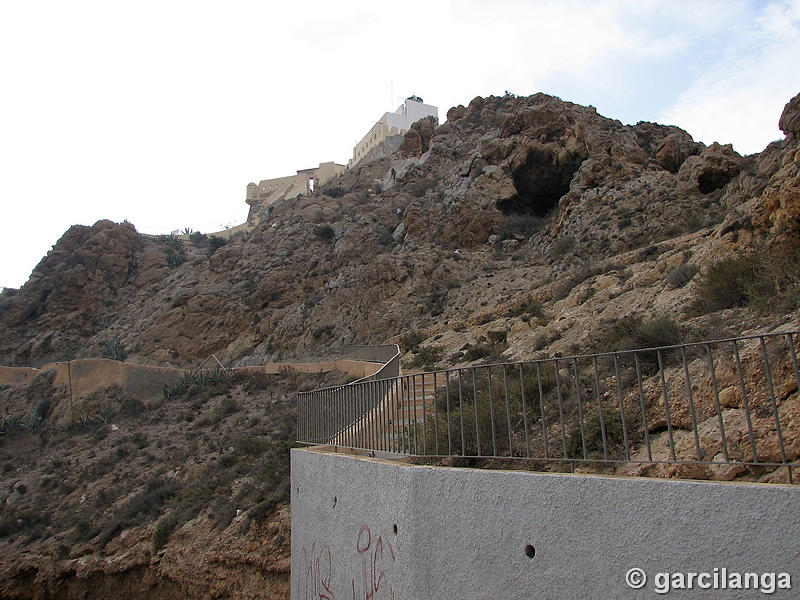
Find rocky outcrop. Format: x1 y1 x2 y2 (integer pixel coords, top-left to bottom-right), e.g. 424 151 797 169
751 92 800 245
0 221 149 365
779 91 800 140
399 116 437 157
677 143 741 195
446 104 466 121
654 132 699 173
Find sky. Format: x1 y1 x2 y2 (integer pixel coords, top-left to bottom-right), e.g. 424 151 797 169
1 0 799 290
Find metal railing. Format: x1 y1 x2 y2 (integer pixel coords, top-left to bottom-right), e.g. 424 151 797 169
295 344 400 448
337 344 401 383
297 331 800 483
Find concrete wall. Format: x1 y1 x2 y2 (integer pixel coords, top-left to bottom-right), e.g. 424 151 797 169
0 365 39 387
291 448 799 599
237 359 381 380
0 358 382 400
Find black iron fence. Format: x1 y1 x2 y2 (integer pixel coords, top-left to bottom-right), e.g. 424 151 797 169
297 331 800 483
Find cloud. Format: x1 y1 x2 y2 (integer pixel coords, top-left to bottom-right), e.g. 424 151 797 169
1 0 798 288
658 0 800 153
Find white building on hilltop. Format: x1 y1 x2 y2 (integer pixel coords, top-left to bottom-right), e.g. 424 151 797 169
348 96 438 168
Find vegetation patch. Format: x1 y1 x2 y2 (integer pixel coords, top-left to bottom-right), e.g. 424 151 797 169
693 246 799 314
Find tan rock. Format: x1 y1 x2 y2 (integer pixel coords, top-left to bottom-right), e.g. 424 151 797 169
751 146 800 244
779 91 800 139
447 105 466 121
510 320 531 335
718 386 740 408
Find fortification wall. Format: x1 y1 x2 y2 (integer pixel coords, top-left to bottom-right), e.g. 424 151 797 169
291 448 798 599
349 99 438 168
246 161 346 225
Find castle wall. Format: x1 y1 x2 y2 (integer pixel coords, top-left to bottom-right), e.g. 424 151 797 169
245 161 346 224
348 99 438 168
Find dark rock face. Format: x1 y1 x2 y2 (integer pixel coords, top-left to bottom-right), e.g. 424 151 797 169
500 146 585 216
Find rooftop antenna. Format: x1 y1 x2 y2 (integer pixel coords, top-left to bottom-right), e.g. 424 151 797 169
390 80 393 111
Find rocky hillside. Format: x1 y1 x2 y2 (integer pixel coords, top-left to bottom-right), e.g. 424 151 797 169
0 91 799 598
0 367 353 599
1 92 798 372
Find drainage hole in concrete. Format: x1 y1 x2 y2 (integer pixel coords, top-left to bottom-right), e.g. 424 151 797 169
524 545 535 559
393 524 398 535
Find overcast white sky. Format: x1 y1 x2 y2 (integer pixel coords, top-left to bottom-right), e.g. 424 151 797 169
1 0 798 289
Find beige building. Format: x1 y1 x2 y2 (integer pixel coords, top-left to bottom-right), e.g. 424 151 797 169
245 161 346 222
244 96 436 226
348 96 438 168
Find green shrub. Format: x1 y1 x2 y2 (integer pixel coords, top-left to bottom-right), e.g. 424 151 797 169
605 315 682 351
506 298 545 321
551 264 602 301
601 314 683 371
312 325 334 339
102 338 127 361
694 255 754 311
487 330 507 345
152 514 177 552
208 235 227 255
233 435 269 457
463 344 495 362
163 368 231 401
119 396 147 417
500 213 548 239
324 185 346 198
34 399 51 420
166 251 187 268
374 225 394 246
218 397 239 417
119 477 180 526
410 345 445 368
399 331 427 352
694 248 800 314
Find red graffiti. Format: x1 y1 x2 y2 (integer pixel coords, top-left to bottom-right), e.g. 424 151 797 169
300 525 396 600
301 542 337 600
351 525 396 600
356 524 371 553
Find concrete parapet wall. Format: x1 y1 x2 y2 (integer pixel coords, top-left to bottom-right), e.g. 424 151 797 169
237 359 379 380
0 358 381 401
291 448 798 599
0 366 39 387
